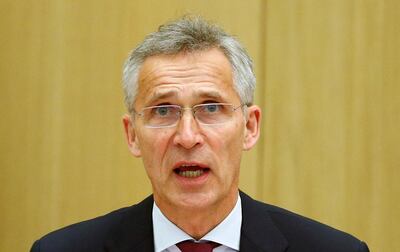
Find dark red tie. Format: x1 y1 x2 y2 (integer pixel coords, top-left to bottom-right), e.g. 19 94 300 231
176 240 220 252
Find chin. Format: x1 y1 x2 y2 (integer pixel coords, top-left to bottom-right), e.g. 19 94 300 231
174 191 217 209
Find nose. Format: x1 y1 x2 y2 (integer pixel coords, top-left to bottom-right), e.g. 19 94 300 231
172 109 204 149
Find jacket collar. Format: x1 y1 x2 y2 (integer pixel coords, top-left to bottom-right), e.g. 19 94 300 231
106 192 288 252
239 191 288 252
105 195 155 252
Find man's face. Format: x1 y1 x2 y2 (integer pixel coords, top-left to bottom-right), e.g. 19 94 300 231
123 48 260 212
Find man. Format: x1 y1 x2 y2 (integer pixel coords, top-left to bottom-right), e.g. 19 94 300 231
31 16 369 252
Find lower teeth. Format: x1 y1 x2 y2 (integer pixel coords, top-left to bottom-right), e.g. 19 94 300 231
179 170 204 178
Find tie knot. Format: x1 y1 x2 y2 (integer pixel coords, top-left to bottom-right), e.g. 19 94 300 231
176 240 220 252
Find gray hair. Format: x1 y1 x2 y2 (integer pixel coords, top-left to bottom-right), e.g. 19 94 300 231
122 16 256 113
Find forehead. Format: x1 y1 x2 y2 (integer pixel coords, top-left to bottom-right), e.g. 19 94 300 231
135 48 239 106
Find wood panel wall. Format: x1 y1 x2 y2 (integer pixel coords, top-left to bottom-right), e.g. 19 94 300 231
0 1 398 251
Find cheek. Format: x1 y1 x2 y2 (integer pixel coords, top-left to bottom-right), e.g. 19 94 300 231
139 130 172 167
207 123 245 159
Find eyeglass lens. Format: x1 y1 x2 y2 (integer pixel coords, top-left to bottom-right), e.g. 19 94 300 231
140 104 236 127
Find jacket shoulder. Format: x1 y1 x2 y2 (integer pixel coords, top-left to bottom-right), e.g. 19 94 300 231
240 192 369 252
266 203 368 251
31 196 153 252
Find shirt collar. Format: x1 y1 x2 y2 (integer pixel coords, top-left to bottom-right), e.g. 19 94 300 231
152 195 242 252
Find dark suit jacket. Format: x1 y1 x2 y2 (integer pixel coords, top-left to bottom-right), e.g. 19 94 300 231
31 192 369 252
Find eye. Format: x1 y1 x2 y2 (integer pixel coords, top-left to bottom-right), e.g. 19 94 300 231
203 104 220 113
153 106 171 116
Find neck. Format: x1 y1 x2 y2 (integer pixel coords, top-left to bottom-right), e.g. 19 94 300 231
156 192 238 240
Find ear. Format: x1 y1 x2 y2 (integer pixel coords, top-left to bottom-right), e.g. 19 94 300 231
243 105 261 151
122 114 142 157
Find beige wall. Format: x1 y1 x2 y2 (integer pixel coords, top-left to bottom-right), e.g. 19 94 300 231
1 1 398 251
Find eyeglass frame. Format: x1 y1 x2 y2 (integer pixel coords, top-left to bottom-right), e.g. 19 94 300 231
131 103 248 128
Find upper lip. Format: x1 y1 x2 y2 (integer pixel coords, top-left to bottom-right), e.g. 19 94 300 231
173 161 209 170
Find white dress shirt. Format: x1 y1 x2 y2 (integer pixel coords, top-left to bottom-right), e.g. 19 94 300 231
152 195 242 252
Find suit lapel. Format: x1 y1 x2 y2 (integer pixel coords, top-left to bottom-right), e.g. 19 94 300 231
240 191 288 252
103 192 288 252
105 195 155 252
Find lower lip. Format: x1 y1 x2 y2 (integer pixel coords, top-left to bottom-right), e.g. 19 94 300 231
174 169 210 186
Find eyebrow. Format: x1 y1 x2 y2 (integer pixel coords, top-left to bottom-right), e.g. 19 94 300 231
193 90 224 101
145 88 226 106
145 90 179 106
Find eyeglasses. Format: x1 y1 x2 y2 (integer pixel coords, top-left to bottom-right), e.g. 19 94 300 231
133 103 246 128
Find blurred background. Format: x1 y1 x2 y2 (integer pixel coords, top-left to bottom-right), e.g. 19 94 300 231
1 0 399 251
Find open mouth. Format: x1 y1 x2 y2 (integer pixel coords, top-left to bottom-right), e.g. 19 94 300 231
173 164 210 178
